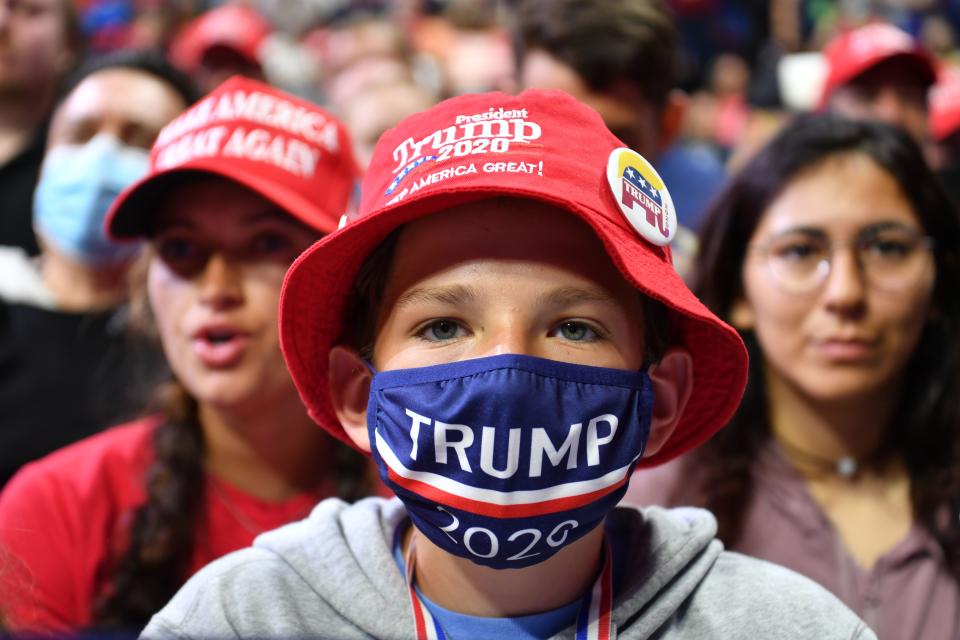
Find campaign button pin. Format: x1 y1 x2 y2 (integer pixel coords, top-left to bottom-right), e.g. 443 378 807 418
606 148 676 246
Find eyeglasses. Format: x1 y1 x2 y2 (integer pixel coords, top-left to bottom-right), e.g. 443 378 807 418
748 223 934 294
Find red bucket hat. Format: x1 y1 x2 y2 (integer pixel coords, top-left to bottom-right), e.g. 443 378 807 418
279 89 748 468
819 23 936 108
106 75 357 238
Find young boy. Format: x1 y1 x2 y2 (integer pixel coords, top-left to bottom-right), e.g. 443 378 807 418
142 90 876 639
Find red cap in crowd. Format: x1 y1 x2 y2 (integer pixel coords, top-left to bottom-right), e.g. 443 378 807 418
169 4 272 75
106 75 358 238
930 66 960 142
819 23 936 107
278 89 749 469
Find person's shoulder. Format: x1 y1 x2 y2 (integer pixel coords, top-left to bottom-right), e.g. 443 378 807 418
691 551 877 639
1 417 160 506
254 495 408 569
141 544 312 638
0 245 53 307
144 497 412 639
160 498 406 603
12 416 158 477
609 508 875 639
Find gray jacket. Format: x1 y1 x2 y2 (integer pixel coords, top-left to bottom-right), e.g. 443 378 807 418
142 497 876 639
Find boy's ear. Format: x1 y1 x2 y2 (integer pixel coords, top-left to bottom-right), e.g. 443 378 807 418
728 297 755 330
643 347 694 457
328 345 373 453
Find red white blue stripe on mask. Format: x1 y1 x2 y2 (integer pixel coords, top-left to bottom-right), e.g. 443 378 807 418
375 430 636 517
367 354 653 569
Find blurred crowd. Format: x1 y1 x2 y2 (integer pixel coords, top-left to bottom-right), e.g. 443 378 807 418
1 0 960 637
5 0 960 253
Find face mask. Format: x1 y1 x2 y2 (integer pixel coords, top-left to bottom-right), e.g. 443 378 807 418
367 353 653 569
33 134 149 266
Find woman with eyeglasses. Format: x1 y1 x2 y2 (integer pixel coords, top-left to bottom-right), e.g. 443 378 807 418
623 114 960 640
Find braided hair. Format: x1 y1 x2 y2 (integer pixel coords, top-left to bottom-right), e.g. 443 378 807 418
93 250 372 629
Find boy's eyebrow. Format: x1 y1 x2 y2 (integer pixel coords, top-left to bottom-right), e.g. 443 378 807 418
537 286 620 308
394 284 479 309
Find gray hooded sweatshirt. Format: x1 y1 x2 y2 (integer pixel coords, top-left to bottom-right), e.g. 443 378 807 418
142 497 876 639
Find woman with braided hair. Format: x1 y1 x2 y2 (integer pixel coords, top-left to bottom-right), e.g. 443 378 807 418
0 76 373 633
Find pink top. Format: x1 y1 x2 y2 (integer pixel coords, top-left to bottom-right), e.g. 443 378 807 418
622 444 960 640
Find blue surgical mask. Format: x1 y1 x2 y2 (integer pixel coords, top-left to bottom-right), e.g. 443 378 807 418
367 353 653 569
33 134 149 266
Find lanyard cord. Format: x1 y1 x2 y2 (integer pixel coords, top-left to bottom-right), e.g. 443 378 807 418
404 532 616 640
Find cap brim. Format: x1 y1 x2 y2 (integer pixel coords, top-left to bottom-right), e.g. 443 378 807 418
822 50 938 107
107 159 340 240
280 186 747 468
860 51 938 86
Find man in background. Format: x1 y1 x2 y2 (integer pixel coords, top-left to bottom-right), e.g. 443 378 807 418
511 0 725 270
820 22 937 148
0 0 79 255
0 51 195 487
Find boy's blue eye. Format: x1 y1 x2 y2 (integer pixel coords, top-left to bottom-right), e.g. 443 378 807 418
553 321 597 342
421 320 463 341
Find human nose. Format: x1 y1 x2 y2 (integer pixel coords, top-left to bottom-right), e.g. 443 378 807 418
197 252 244 310
820 248 867 318
478 317 534 358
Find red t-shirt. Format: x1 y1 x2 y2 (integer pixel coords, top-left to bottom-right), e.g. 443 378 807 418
0 418 331 632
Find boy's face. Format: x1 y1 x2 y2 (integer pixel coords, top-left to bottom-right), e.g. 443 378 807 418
371 198 647 373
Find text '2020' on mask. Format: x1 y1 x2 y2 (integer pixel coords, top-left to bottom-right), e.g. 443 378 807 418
33 134 149 266
368 353 654 569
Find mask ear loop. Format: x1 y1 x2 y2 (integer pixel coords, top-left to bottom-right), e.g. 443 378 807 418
363 360 378 375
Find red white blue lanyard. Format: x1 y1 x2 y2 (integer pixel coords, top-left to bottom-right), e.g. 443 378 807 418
404 533 616 640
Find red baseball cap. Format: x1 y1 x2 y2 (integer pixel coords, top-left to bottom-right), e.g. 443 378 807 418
106 75 357 238
930 66 960 142
169 4 272 74
820 23 936 107
278 89 748 469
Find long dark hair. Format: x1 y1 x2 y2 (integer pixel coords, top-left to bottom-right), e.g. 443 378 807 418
92 250 373 629
691 114 960 575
